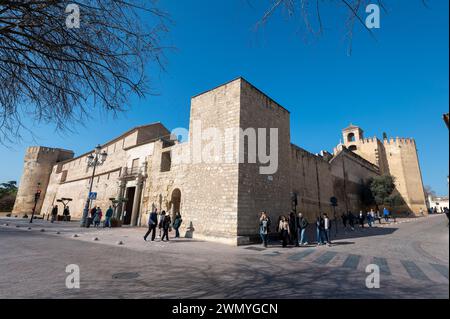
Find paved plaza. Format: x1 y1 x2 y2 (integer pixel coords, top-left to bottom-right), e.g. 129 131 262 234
0 214 448 299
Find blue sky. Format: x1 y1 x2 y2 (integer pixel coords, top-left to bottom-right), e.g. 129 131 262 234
0 0 448 195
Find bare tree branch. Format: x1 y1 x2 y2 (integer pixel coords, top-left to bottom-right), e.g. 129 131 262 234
0 0 170 144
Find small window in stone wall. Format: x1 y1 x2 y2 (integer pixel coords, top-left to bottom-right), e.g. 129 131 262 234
160 151 171 172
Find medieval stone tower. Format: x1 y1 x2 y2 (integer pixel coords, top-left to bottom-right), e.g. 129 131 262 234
340 124 427 215
12 146 74 216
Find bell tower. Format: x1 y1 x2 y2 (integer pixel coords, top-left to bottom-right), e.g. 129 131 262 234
342 124 364 151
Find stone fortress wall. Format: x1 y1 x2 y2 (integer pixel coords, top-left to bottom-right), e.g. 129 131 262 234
12 77 428 245
339 124 427 215
12 147 74 216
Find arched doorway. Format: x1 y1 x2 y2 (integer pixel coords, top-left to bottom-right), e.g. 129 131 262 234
170 188 181 220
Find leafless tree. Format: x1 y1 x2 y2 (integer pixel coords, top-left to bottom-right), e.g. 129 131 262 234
256 0 428 55
0 0 169 144
424 185 436 199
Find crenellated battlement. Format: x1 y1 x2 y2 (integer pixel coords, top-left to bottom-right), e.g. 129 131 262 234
361 136 378 144
383 137 415 146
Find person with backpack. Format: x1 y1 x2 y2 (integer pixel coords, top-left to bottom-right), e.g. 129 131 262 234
259 211 270 248
144 209 158 241
172 212 183 238
298 213 309 246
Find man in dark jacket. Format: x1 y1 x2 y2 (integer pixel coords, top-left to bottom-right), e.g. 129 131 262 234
289 212 297 246
316 215 325 245
144 209 158 241
51 205 58 223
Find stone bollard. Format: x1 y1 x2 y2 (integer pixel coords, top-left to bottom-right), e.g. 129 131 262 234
40 229 45 232
117 241 124 245
56 231 61 234
27 227 32 230
72 234 79 238
93 237 99 241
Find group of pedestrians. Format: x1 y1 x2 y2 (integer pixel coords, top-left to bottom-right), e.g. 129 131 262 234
259 211 330 248
88 206 114 228
143 209 183 242
259 207 397 248
341 207 390 231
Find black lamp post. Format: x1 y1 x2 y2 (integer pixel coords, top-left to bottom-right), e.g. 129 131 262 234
29 183 41 223
80 144 107 227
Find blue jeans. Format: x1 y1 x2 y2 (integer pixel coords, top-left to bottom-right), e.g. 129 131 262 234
324 229 331 243
175 227 180 238
104 216 111 228
298 228 308 244
260 233 268 247
316 228 323 244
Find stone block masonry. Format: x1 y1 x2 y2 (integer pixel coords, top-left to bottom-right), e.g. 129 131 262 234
12 77 428 245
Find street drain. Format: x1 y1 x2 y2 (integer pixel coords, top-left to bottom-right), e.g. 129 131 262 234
112 272 140 280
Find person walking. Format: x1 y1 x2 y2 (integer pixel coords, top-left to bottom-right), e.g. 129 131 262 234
347 211 355 231
144 209 158 241
375 209 382 224
323 213 332 246
104 206 113 228
158 211 166 238
316 215 324 246
259 212 270 248
172 212 183 238
279 216 290 248
51 205 58 223
367 210 373 227
358 211 365 228
383 207 390 222
161 214 172 241
63 206 70 222
341 212 348 231
94 207 102 228
298 213 309 246
88 206 97 227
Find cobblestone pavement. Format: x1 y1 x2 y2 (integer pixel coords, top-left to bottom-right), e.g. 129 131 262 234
0 214 448 299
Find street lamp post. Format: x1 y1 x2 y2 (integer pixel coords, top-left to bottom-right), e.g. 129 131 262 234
80 144 107 227
29 183 41 223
